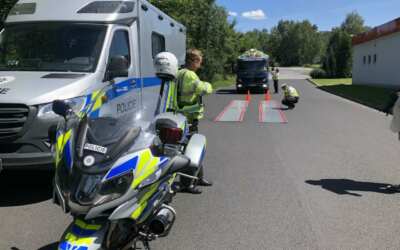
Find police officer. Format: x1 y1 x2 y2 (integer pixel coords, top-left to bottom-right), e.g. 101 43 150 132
384 92 400 191
175 49 213 133
272 68 280 93
281 84 299 109
168 49 213 194
385 92 400 140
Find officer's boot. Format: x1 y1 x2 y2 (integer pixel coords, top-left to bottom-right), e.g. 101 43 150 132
197 167 213 187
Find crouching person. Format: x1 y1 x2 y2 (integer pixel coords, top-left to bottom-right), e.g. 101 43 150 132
281 84 299 109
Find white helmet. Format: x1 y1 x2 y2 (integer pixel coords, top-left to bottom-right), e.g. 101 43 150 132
154 52 178 80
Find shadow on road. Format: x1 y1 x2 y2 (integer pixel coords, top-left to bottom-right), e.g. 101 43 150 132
0 170 53 207
11 242 58 250
37 242 59 250
216 88 267 95
272 106 290 111
216 89 241 95
305 179 399 197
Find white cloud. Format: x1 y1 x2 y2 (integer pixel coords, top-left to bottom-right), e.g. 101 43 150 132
228 11 238 17
241 9 266 20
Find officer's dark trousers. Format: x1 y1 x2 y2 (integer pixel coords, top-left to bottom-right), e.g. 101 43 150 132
273 80 279 93
282 96 299 108
189 119 199 134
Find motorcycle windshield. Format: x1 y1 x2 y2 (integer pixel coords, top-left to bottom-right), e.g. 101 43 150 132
79 84 143 169
56 84 142 205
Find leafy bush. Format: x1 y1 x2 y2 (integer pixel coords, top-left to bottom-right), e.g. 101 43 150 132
310 69 327 79
322 29 352 78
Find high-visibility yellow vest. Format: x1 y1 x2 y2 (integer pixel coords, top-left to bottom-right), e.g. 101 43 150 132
166 69 213 120
272 72 279 81
284 86 299 98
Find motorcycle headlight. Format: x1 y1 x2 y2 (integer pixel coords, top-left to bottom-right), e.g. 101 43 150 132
96 172 134 205
37 96 86 118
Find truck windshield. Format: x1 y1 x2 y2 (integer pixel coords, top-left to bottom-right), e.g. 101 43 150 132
238 60 267 72
0 23 107 72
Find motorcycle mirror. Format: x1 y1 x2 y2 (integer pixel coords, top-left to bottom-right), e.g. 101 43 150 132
52 100 72 118
168 155 190 174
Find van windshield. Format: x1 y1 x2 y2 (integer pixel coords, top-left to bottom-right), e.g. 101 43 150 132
238 60 267 72
0 23 107 72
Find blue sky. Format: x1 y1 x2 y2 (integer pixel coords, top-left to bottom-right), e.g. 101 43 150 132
216 0 400 32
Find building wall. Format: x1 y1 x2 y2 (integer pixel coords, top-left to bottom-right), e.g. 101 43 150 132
353 31 400 88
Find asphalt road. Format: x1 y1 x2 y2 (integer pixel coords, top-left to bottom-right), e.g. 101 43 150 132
2 68 400 249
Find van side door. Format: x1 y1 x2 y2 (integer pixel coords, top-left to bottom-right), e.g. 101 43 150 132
103 26 140 118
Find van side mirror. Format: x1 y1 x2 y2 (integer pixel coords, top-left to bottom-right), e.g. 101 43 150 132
232 64 238 74
52 100 71 118
0 30 4 53
105 55 129 81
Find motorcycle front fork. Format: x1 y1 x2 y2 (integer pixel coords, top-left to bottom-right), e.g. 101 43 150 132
132 240 151 250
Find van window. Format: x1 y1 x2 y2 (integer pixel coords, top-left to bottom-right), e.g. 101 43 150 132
109 30 131 66
152 33 165 58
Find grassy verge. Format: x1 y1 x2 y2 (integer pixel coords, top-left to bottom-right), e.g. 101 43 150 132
304 64 322 70
312 78 352 86
309 78 394 111
212 75 235 90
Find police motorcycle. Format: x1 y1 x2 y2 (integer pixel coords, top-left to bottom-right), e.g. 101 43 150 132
50 52 207 250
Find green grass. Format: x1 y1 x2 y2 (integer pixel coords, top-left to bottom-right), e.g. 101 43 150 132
212 75 235 90
304 64 322 70
310 78 394 111
312 78 352 86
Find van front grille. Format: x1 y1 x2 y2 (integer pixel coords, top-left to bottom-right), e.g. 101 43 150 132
0 104 30 140
241 77 267 83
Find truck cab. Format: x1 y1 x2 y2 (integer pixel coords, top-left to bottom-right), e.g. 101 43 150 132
0 0 186 169
236 49 269 93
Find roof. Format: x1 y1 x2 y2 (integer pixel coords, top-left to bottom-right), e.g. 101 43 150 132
5 0 138 24
352 17 400 46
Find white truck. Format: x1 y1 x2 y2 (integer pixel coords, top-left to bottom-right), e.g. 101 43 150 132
0 0 186 169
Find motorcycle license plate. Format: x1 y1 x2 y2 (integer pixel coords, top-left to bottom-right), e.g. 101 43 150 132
84 143 108 154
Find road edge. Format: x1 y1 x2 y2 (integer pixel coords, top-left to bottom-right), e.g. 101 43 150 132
306 78 386 114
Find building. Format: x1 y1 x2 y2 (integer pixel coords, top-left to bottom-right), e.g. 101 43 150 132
352 18 400 88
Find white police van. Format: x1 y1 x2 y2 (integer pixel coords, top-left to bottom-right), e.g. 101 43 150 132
0 0 186 169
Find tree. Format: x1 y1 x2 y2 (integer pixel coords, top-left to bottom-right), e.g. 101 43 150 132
150 0 237 80
341 11 368 35
237 29 269 53
322 29 352 78
268 20 322 66
321 11 368 78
